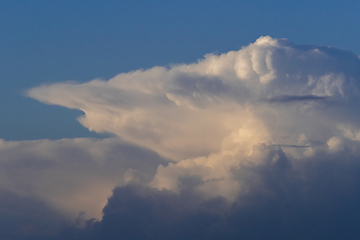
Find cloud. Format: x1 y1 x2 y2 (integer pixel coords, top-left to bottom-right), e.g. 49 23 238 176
16 36 360 238
264 94 330 103
27 36 360 162
0 190 64 240
0 137 166 222
60 144 360 240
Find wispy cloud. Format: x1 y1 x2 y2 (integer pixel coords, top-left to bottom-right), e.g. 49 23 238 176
264 94 330 103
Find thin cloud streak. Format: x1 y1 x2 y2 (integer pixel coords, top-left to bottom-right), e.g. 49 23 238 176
264 94 330 103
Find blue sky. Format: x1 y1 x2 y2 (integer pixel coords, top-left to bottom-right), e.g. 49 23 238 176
2 0 360 140
4 1 360 239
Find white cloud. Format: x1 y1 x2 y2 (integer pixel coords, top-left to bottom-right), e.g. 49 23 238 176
27 36 360 164
25 36 360 211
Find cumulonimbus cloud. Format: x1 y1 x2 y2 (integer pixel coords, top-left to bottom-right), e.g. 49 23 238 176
18 36 360 239
27 36 360 195
28 37 360 161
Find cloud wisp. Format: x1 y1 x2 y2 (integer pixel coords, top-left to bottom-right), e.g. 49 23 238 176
10 36 360 239
264 94 330 103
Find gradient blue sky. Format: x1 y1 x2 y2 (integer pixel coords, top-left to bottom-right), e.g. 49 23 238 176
1 0 360 141
5 2 360 239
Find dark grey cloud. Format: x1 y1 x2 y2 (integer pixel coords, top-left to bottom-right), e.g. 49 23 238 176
269 144 310 148
51 145 360 240
0 190 64 240
265 95 330 103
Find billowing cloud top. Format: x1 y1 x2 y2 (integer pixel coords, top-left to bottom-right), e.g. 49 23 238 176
27 36 360 159
15 36 360 239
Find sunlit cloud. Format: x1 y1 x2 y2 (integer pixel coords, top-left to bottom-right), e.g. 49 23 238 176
15 36 360 239
27 36 360 194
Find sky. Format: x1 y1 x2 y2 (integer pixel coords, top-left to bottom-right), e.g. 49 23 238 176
2 1 360 239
